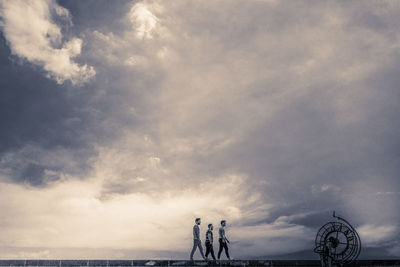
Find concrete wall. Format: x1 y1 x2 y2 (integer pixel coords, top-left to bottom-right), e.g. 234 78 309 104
0 260 399 267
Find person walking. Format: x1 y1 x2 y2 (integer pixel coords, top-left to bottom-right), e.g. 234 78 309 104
190 218 206 260
217 220 231 260
205 224 216 260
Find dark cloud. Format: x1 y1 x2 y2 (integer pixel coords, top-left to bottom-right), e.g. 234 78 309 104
58 0 133 34
0 34 95 185
0 0 399 259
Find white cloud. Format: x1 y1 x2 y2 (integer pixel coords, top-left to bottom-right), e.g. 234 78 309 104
358 224 398 247
19 250 51 259
87 0 171 70
0 171 315 259
0 0 95 85
129 2 159 39
0 174 265 255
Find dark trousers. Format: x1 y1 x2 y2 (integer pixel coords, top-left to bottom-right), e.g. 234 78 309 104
190 239 205 260
205 241 216 260
218 238 230 259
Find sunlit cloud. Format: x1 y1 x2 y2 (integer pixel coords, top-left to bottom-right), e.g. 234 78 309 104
358 224 398 247
129 2 159 39
0 0 95 85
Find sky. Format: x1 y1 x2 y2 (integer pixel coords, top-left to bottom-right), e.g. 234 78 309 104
0 0 399 260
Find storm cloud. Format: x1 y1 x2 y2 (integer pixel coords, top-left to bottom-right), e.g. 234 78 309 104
0 0 399 260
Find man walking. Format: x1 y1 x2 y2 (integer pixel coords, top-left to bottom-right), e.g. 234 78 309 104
218 220 231 260
205 224 216 260
190 218 206 260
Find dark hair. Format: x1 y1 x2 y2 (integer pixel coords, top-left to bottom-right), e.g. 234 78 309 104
195 218 201 222
208 224 213 228
221 220 226 225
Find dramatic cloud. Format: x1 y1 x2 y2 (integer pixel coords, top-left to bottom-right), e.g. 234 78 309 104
0 144 93 186
129 2 159 39
0 0 95 85
0 174 258 251
358 224 398 247
0 0 399 260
